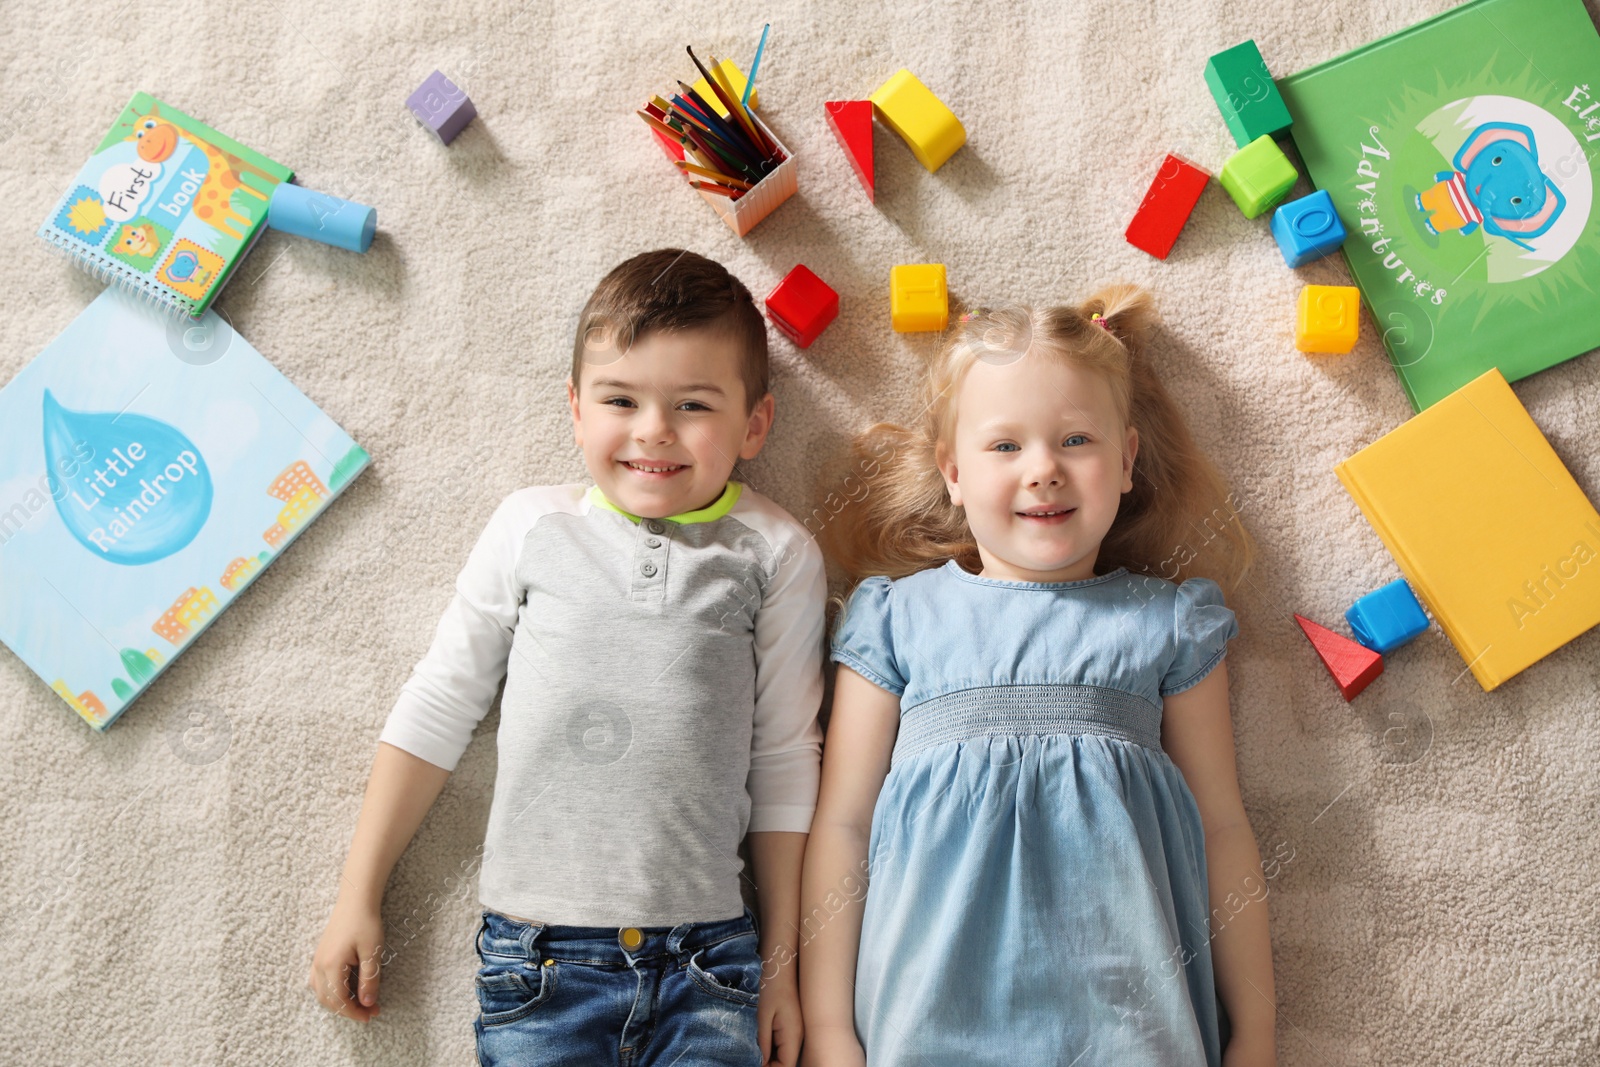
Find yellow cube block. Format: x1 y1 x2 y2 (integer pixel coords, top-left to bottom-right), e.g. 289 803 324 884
691 59 758 118
870 69 966 172
1296 285 1360 354
891 264 949 332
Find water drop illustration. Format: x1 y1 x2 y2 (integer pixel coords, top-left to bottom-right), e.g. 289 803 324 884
43 390 212 565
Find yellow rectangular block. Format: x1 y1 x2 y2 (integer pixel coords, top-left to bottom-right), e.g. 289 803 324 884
1335 368 1600 690
691 59 758 118
870 69 966 172
891 264 948 332
1295 284 1360 354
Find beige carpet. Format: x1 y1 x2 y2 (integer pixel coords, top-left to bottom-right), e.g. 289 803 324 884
3 0 1599 1062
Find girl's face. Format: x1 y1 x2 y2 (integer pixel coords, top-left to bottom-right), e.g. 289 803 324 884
936 353 1137 583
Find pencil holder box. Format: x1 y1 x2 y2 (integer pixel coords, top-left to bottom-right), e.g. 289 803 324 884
653 110 796 237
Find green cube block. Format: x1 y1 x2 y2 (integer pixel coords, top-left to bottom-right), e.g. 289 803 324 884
1204 40 1294 147
1219 135 1298 218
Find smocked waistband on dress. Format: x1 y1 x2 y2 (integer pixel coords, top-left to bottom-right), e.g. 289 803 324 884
893 684 1163 765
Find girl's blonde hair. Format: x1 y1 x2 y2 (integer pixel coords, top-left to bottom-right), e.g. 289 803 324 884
822 283 1256 595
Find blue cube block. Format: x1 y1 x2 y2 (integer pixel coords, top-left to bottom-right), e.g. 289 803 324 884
1346 579 1429 654
1271 190 1347 267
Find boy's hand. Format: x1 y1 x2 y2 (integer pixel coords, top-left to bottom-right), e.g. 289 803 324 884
758 965 803 1067
307 895 385 1023
797 1022 867 1067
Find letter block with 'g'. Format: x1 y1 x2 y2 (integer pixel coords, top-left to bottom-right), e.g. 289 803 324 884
1295 285 1360 354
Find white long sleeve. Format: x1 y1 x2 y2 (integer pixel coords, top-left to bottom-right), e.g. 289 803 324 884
742 497 827 833
377 489 559 771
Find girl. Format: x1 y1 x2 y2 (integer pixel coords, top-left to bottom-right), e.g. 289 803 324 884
798 285 1276 1066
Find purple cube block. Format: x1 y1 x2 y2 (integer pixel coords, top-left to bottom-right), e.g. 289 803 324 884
407 70 477 144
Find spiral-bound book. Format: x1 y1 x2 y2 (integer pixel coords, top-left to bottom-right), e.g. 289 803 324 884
37 92 292 319
0 288 369 731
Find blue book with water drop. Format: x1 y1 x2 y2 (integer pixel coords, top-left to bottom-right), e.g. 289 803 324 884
0 289 369 731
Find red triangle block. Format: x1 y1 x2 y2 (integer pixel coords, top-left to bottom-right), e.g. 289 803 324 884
825 100 874 201
1295 614 1383 701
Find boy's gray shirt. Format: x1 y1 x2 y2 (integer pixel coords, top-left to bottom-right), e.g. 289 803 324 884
378 481 826 926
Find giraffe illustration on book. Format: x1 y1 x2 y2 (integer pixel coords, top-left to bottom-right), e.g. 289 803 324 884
126 105 274 241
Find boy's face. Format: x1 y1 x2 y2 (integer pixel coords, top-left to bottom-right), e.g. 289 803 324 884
568 326 774 519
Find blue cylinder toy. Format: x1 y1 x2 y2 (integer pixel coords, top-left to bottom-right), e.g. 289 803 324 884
267 183 376 253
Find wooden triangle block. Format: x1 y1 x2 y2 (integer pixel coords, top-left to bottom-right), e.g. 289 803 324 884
825 100 874 201
1294 613 1383 701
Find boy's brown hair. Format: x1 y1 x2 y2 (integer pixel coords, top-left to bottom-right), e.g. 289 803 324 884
571 249 769 411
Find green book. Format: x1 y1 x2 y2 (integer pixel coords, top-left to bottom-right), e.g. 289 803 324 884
1279 0 1600 412
37 92 292 319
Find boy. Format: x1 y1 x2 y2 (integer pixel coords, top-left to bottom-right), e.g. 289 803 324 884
308 249 825 1067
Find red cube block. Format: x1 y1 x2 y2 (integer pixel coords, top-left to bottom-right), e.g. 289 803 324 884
1125 154 1210 260
764 265 839 348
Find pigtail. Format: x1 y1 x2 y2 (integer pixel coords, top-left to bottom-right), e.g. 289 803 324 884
1081 283 1157 352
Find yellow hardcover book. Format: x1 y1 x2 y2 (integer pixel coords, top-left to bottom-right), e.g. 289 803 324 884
1334 368 1600 691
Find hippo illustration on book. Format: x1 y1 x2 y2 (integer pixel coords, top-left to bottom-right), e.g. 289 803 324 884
1415 121 1566 251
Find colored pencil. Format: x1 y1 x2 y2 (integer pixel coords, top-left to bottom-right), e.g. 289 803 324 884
676 160 753 188
690 180 741 198
638 108 689 143
641 101 749 173
636 109 742 181
669 85 722 129
681 123 758 179
707 53 766 152
674 82 759 158
742 24 769 107
638 38 786 205
650 95 684 121
660 93 754 169
686 46 762 152
667 91 761 164
705 48 769 148
644 92 738 160
663 99 730 143
708 52 775 158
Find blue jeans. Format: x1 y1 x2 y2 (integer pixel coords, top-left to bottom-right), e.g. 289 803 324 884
473 905 764 1066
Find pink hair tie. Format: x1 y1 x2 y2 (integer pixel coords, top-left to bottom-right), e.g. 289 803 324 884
1090 312 1111 330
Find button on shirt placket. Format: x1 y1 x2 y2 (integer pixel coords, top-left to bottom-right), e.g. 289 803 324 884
634 518 671 601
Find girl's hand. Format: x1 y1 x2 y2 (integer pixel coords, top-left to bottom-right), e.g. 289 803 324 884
307 895 385 1023
798 1023 867 1067
1222 1032 1278 1067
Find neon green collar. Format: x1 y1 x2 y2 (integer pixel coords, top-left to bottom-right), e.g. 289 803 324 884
585 481 743 525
